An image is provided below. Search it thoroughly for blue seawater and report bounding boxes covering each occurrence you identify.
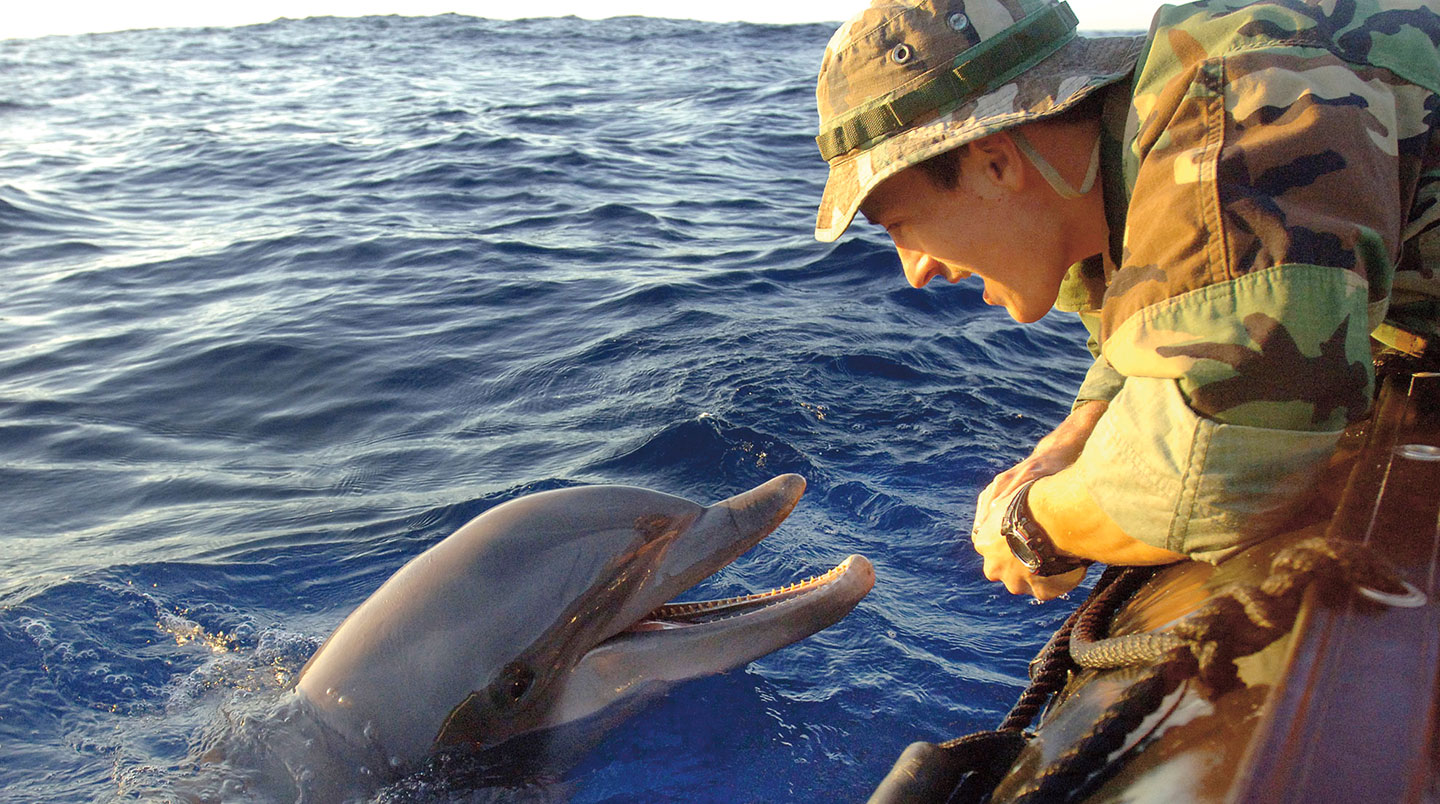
[0,14,1096,802]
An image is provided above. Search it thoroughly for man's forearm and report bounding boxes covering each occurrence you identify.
[1029,467,1186,565]
[1033,398,1108,461]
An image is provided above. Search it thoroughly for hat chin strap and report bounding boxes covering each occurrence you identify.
[1010,129,1099,200]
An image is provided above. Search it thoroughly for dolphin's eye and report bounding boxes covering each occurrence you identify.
[497,661,535,705]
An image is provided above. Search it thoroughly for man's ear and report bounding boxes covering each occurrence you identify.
[964,131,1026,195]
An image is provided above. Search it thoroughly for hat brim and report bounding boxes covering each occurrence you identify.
[814,34,1145,243]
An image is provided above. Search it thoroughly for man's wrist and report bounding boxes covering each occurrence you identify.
[1001,480,1091,576]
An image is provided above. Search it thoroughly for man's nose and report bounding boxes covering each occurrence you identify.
[897,246,939,289]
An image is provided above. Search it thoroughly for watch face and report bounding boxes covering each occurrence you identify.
[1004,528,1042,571]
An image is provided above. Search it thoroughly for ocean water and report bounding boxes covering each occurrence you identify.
[0,14,1096,802]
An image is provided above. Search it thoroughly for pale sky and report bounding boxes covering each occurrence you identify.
[4,1,1163,40]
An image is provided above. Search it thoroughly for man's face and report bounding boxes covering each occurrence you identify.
[858,150,1073,324]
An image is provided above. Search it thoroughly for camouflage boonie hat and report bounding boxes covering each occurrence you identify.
[814,0,1143,241]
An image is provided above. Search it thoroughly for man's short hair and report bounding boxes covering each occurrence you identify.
[914,145,966,191]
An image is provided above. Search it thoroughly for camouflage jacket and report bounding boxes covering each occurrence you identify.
[1053,0,1440,560]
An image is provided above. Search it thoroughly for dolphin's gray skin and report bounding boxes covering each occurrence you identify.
[284,473,872,794]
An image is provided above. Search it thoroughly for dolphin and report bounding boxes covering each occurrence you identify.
[274,473,872,795]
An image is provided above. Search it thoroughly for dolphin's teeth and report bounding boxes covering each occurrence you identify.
[636,558,855,627]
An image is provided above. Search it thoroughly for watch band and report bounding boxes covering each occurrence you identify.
[1001,480,1091,577]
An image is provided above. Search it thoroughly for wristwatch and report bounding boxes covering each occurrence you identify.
[1001,480,1091,577]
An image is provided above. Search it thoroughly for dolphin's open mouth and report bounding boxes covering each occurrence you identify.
[544,478,873,730]
[624,555,872,633]
[562,475,872,695]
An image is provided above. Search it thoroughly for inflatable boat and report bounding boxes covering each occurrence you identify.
[871,369,1440,803]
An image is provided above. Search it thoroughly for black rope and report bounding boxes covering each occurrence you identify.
[866,568,1137,804]
[1010,647,1197,803]
[996,565,1147,733]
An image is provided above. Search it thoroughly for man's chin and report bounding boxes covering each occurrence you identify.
[1008,305,1048,324]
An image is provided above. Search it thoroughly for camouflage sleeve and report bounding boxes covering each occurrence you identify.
[1073,310,1124,409]
[1070,28,1435,560]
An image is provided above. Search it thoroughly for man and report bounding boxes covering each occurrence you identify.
[812,0,1440,599]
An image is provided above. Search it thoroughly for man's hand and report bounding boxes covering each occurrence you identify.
[970,484,1086,600]
[969,401,1106,600]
